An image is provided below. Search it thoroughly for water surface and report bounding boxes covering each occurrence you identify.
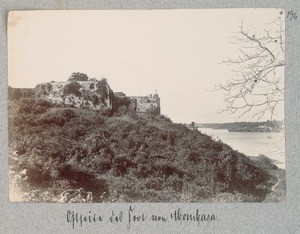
[198,128,285,169]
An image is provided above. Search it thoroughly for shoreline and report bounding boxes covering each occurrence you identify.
[249,155,286,202]
[249,156,285,171]
[198,127,285,168]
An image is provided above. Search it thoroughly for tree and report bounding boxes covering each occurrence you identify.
[96,78,109,98]
[68,72,89,82]
[216,11,285,120]
[63,81,81,97]
[189,122,196,130]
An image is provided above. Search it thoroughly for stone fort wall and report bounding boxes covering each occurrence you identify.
[36,80,160,113]
[35,80,112,110]
[130,94,160,114]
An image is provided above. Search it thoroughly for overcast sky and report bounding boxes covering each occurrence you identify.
[8,9,284,123]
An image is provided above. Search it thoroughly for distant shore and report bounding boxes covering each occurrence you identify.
[197,120,284,133]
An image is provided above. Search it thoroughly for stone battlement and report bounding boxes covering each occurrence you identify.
[129,95,160,114]
[36,78,160,114]
[35,79,112,110]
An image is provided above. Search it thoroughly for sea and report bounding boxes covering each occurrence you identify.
[198,128,285,169]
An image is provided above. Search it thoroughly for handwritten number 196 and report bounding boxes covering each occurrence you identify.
[286,11,297,21]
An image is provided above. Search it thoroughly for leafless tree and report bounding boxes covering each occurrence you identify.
[216,11,285,120]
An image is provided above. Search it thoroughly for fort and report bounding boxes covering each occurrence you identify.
[35,79,112,110]
[115,92,160,114]
[35,78,160,114]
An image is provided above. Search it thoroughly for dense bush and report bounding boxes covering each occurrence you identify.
[8,87,35,100]
[8,95,274,202]
[112,96,132,113]
[96,79,109,98]
[39,108,76,126]
[14,98,53,115]
[63,81,81,97]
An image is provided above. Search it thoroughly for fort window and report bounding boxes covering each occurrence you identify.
[90,83,95,89]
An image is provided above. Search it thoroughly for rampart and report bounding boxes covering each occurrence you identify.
[35,80,112,110]
[35,79,160,113]
[129,94,160,114]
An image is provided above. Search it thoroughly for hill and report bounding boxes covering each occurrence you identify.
[8,93,281,202]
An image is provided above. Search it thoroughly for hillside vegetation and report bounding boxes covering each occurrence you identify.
[8,89,277,202]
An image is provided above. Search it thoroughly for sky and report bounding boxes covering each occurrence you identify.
[8,9,284,123]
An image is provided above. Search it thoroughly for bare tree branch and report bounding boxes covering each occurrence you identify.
[216,11,285,120]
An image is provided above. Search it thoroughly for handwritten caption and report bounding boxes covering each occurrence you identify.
[66,206,217,229]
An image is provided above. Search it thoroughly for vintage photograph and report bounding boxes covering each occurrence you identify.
[8,9,285,203]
